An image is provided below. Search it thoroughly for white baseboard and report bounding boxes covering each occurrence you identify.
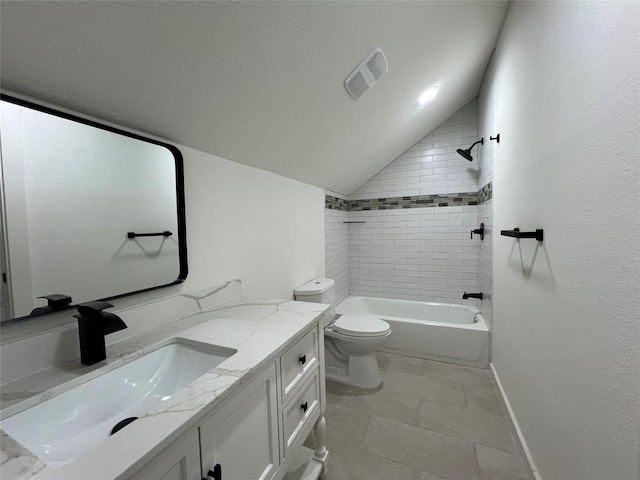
[490,362,542,480]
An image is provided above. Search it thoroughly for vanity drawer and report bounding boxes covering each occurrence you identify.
[280,328,318,400]
[282,370,320,456]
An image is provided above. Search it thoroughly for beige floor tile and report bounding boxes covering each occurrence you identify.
[324,402,371,444]
[413,470,449,480]
[382,369,466,407]
[464,384,504,417]
[362,416,480,480]
[418,399,517,453]
[325,437,415,480]
[476,444,528,480]
[422,360,493,388]
[326,378,422,426]
[323,354,528,480]
[377,351,426,375]
[326,378,384,395]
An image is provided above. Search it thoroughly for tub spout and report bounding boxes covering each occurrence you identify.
[462,292,483,300]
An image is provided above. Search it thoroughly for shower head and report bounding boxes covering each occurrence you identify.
[456,148,474,161]
[456,138,484,161]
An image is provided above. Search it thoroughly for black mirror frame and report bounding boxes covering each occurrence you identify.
[0,94,188,325]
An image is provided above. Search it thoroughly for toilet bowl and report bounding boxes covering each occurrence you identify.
[294,278,391,389]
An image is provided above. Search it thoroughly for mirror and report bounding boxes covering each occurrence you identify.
[0,94,187,323]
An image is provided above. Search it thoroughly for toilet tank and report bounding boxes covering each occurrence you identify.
[294,278,335,325]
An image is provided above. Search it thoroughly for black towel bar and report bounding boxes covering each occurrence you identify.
[127,231,172,239]
[500,228,543,242]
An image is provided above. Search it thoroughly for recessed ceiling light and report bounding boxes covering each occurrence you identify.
[418,86,438,106]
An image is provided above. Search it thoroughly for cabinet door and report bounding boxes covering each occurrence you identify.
[200,363,279,480]
[130,429,201,480]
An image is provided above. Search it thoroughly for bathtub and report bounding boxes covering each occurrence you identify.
[336,296,489,368]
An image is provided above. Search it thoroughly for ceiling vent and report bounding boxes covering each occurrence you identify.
[344,47,388,100]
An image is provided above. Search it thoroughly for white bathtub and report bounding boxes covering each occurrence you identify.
[336,296,489,368]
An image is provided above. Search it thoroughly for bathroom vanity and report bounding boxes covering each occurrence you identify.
[0,282,329,480]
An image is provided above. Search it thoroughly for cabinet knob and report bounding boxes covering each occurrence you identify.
[301,401,308,412]
[208,463,222,480]
[299,355,306,365]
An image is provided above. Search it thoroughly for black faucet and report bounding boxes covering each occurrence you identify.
[462,292,483,300]
[74,301,127,366]
[29,294,73,317]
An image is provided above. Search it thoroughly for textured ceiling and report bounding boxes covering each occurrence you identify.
[1,1,509,195]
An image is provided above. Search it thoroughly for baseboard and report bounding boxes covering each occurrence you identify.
[490,362,541,480]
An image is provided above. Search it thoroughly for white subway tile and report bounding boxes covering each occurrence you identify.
[344,100,484,304]
[396,189,421,196]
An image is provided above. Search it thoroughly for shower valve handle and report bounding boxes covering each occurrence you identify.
[471,223,485,240]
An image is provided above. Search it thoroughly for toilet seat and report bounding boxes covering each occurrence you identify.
[331,315,391,337]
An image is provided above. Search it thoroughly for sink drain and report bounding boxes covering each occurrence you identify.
[110,416,138,435]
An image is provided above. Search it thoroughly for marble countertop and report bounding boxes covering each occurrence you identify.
[0,293,328,480]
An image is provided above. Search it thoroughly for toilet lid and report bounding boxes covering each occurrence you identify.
[332,315,391,337]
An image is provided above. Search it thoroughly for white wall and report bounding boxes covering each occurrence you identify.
[481,2,640,479]
[181,146,325,300]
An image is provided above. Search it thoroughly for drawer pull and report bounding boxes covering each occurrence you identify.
[301,401,308,413]
[299,355,306,365]
[207,464,222,480]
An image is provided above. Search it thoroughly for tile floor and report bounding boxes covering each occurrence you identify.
[309,352,529,480]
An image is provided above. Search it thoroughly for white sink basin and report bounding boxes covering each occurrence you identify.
[1,341,236,467]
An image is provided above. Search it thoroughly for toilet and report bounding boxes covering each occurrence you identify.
[294,278,391,389]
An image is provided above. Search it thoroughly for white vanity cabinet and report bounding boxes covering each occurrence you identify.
[131,323,327,480]
[130,430,201,480]
[199,363,279,480]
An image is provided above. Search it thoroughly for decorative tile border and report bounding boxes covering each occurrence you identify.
[349,192,478,211]
[325,182,493,211]
[325,195,348,210]
[478,182,492,203]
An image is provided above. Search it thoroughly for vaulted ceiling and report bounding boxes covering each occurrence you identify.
[1,1,509,195]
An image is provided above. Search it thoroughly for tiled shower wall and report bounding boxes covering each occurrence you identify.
[477,200,493,324]
[324,205,349,304]
[344,100,484,305]
[348,206,479,303]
